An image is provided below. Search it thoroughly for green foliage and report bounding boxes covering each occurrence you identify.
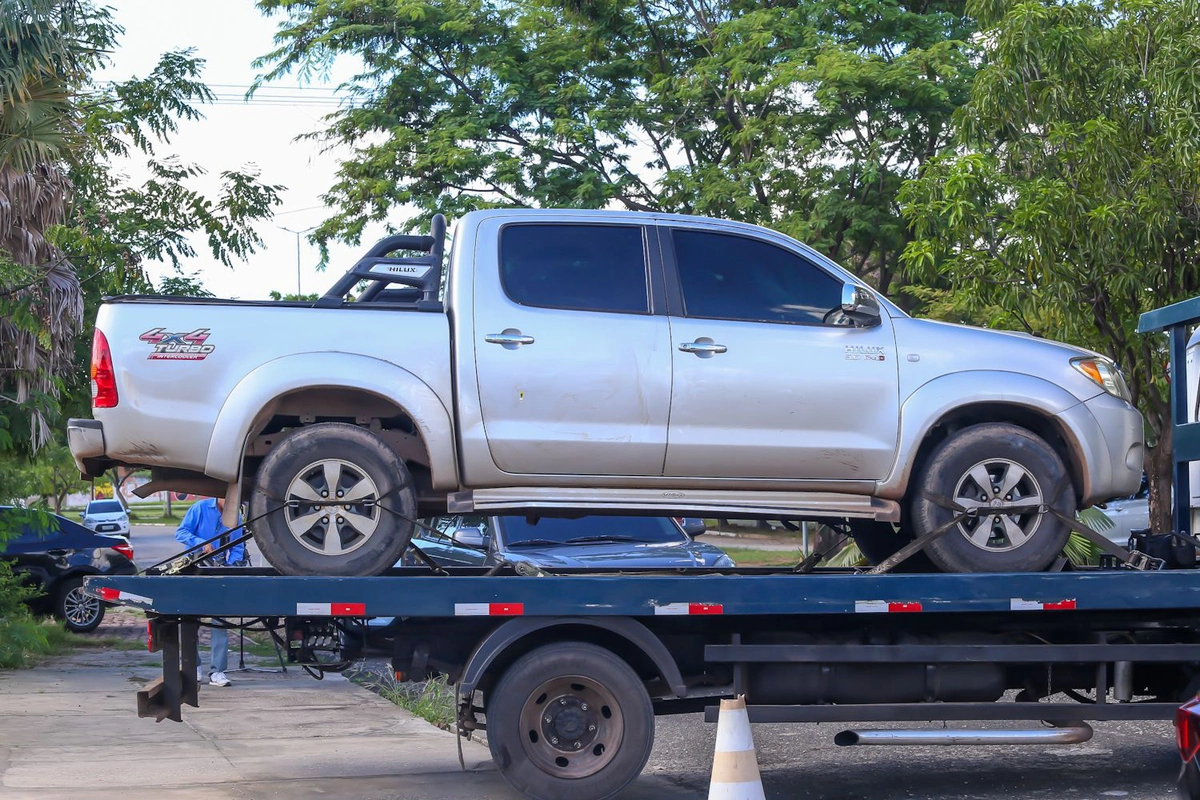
[900,0,1200,528]
[0,441,85,512]
[0,508,49,667]
[255,0,975,294]
[0,616,88,669]
[360,671,457,729]
[268,290,319,302]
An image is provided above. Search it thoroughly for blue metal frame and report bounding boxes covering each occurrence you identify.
[87,568,1200,618]
[1138,297,1200,534]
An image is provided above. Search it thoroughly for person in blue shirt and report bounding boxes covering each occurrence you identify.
[174,496,246,687]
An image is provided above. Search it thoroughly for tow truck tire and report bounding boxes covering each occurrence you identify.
[249,422,416,577]
[487,642,654,800]
[912,423,1074,573]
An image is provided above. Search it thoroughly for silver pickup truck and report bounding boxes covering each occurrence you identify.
[68,209,1143,576]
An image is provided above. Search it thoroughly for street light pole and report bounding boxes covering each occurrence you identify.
[279,225,317,298]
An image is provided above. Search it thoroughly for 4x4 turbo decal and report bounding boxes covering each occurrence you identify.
[139,328,216,361]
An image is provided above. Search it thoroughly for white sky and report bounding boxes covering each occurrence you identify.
[99,0,391,300]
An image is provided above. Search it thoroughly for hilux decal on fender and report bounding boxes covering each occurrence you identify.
[139,328,216,361]
[844,345,886,362]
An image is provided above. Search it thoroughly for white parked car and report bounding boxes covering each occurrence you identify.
[1096,481,1150,546]
[81,499,130,537]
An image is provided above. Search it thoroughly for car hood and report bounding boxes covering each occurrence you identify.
[501,540,731,568]
[86,513,127,521]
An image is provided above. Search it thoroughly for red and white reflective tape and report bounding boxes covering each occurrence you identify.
[97,587,153,606]
[1010,598,1077,611]
[454,602,525,616]
[654,602,724,616]
[295,602,366,616]
[854,600,923,613]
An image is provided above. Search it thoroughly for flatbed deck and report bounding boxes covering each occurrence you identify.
[86,566,1200,618]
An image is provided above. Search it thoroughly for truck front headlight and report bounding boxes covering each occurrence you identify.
[1071,356,1132,402]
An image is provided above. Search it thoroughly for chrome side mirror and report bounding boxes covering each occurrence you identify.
[841,283,882,327]
[450,526,489,549]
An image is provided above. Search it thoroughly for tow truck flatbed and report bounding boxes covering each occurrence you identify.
[88,566,1200,618]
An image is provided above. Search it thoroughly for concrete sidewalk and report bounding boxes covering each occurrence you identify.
[0,645,697,800]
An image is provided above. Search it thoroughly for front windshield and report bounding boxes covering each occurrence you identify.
[87,500,124,514]
[500,516,684,546]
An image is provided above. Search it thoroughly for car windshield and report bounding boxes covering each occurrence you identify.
[87,501,124,514]
[500,517,684,547]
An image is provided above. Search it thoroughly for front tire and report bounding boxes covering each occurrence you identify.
[911,423,1074,573]
[249,423,417,576]
[56,577,104,632]
[487,642,655,800]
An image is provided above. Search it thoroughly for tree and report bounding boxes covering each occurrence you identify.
[268,290,318,302]
[29,443,81,512]
[0,1,284,456]
[255,0,975,295]
[899,0,1200,531]
[0,1,284,664]
[0,0,95,454]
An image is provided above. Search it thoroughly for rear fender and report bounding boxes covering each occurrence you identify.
[204,353,457,489]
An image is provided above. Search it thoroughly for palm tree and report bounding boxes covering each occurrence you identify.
[0,0,93,451]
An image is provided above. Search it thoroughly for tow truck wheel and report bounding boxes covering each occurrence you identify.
[249,422,417,577]
[487,642,654,800]
[912,423,1074,573]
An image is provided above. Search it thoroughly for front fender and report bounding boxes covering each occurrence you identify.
[877,370,1094,499]
[203,352,458,488]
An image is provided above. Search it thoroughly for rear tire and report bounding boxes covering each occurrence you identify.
[487,642,654,800]
[56,577,104,633]
[911,423,1074,573]
[249,422,417,576]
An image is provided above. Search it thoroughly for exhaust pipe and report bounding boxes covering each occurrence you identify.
[834,723,1093,747]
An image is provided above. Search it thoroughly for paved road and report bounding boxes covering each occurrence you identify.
[648,714,1178,799]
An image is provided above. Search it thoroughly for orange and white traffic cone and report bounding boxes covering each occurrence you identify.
[708,695,766,800]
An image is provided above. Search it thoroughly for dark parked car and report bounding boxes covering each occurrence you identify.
[0,507,137,632]
[403,515,733,570]
[1179,696,1200,798]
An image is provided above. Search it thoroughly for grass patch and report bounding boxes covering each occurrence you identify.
[64,500,197,525]
[720,546,805,567]
[229,631,286,659]
[0,616,86,668]
[123,515,181,526]
[71,635,147,651]
[358,671,456,729]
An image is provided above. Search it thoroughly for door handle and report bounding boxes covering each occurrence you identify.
[678,341,727,355]
[485,332,535,346]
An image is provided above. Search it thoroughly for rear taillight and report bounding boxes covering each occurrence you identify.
[112,543,134,560]
[91,329,118,408]
[1177,698,1200,761]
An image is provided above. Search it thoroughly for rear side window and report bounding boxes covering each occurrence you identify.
[672,229,843,325]
[500,224,649,314]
